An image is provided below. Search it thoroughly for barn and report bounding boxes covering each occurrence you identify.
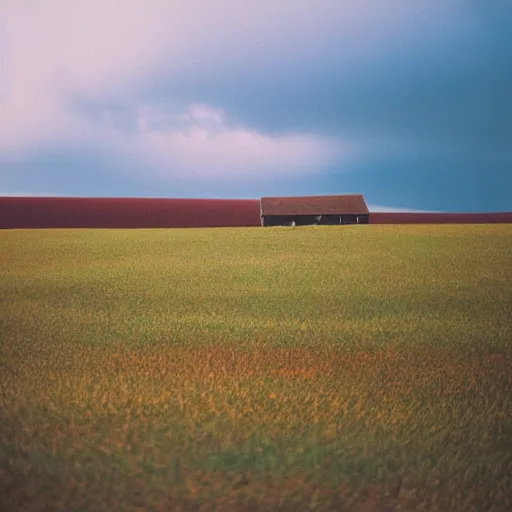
[260,194,370,227]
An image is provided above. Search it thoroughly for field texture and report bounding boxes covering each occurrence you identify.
[1,225,511,511]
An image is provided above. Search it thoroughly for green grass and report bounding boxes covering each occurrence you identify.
[1,224,511,511]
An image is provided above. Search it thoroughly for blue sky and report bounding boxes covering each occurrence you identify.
[1,1,511,212]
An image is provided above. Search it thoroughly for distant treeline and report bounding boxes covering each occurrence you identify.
[1,197,511,228]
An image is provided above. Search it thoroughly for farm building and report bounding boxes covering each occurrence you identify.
[0,197,262,229]
[260,194,370,227]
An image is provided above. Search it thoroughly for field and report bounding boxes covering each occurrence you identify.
[1,225,511,511]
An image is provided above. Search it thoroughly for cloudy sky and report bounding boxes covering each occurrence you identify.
[1,1,511,212]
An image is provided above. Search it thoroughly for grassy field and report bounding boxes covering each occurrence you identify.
[1,224,511,511]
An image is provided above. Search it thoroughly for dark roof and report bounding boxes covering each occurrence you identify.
[260,195,369,216]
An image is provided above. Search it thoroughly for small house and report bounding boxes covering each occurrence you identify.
[260,194,370,227]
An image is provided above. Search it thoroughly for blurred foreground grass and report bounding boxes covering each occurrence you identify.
[1,225,511,511]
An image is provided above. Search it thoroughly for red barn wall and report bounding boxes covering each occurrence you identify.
[370,212,512,224]
[0,197,262,229]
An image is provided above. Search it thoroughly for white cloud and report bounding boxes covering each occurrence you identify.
[368,204,443,213]
[180,105,226,127]
[79,103,344,180]
[0,1,174,157]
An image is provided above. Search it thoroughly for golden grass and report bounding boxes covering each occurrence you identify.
[1,224,511,511]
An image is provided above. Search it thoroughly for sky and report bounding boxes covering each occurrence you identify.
[1,1,511,212]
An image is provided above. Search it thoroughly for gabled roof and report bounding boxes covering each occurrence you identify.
[260,195,369,216]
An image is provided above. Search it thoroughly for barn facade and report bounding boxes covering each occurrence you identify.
[260,195,370,227]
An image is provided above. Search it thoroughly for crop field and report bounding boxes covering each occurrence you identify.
[1,224,511,511]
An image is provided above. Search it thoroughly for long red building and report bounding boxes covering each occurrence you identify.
[0,197,261,229]
[369,212,512,224]
[0,196,510,228]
